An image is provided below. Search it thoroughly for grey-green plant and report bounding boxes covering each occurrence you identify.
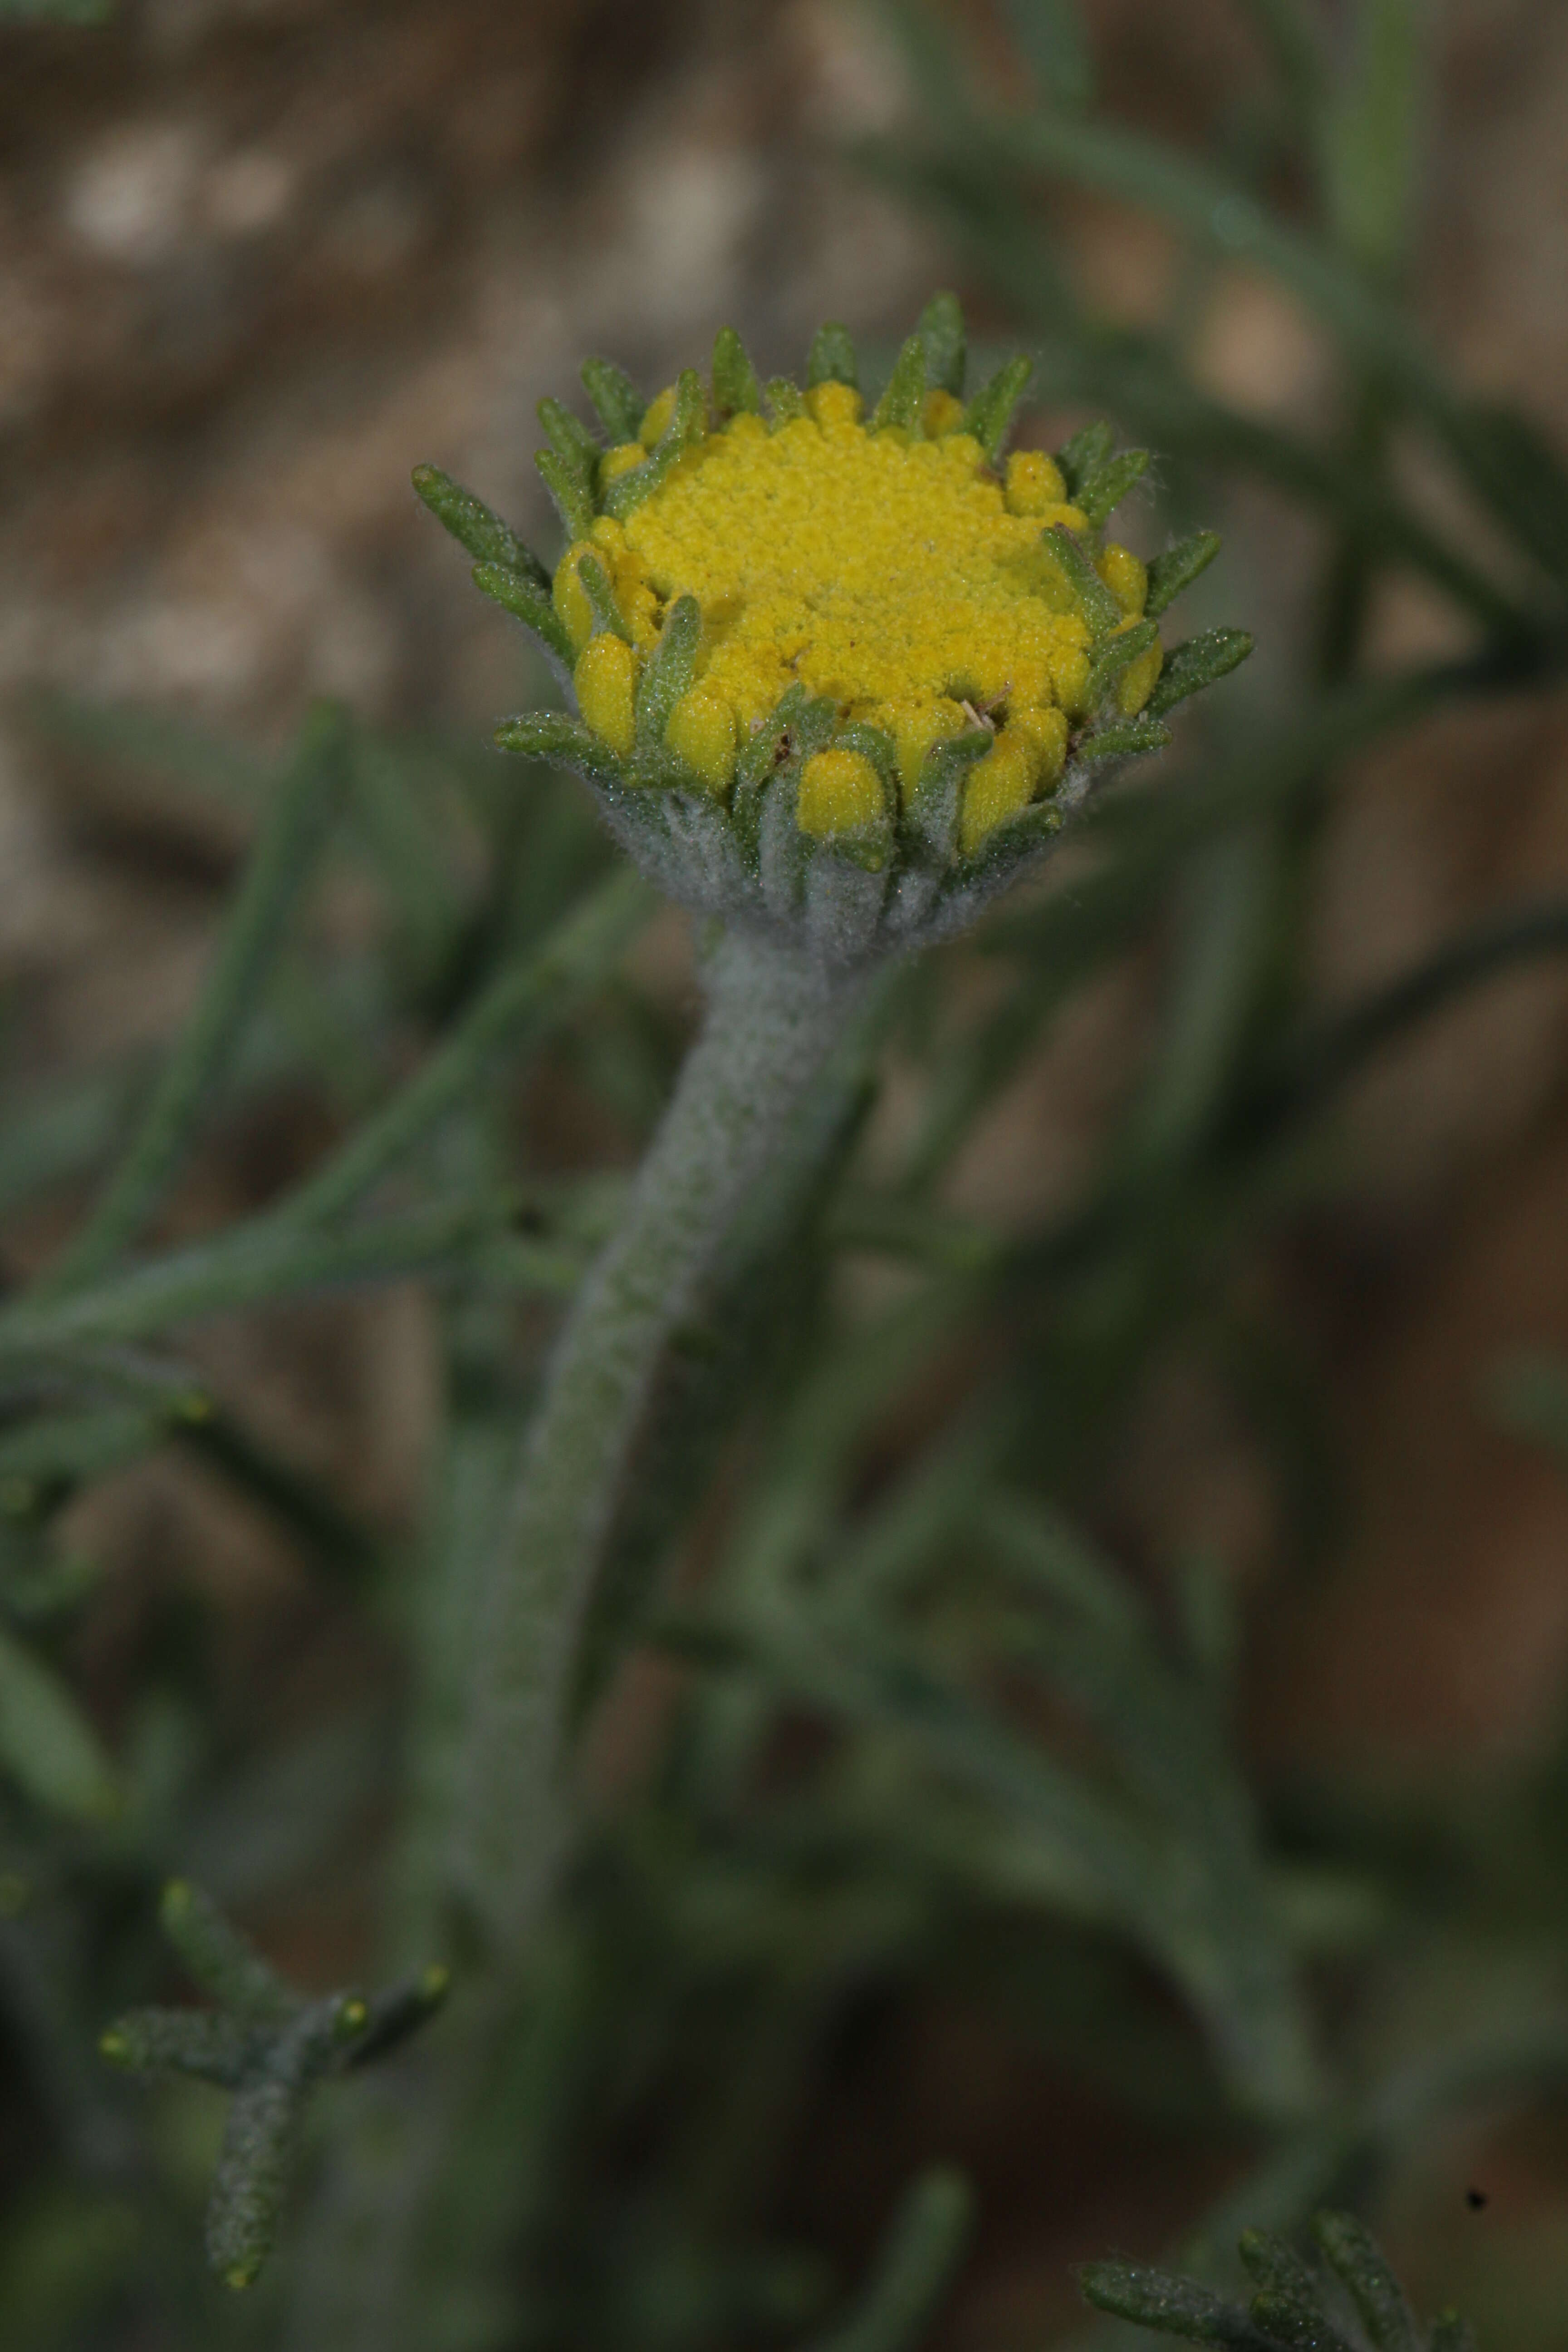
[1,2,1568,2348]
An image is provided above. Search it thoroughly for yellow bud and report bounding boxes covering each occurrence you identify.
[553,543,598,655]
[797,747,886,836]
[574,634,638,755]
[666,688,738,794]
[959,738,1044,861]
[960,733,1037,854]
[1008,704,1068,789]
[1118,641,1164,715]
[591,516,626,553]
[804,381,863,431]
[1005,448,1068,514]
[1098,541,1147,617]
[600,442,645,486]
[922,387,966,437]
[891,696,968,804]
[639,387,676,447]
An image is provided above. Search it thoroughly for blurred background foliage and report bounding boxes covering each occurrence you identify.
[3,0,1568,2347]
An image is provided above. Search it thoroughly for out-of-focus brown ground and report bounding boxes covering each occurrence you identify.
[5,0,1568,2339]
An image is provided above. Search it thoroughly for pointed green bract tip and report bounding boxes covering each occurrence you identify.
[917,290,966,395]
[807,320,858,389]
[871,334,927,432]
[712,324,762,418]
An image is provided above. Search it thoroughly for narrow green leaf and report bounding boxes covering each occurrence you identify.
[1056,419,1114,495]
[1238,2231,1318,2300]
[1146,530,1222,617]
[0,1617,119,1821]
[1146,628,1254,715]
[38,706,349,1298]
[533,447,595,541]
[1079,2261,1275,2347]
[1249,2288,1356,2352]
[1075,714,1173,763]
[1320,0,1423,278]
[577,553,632,643]
[340,1964,451,2071]
[1311,2214,1419,2352]
[494,710,626,786]
[964,355,1033,461]
[537,393,602,473]
[712,325,763,418]
[207,2062,303,2289]
[410,466,549,589]
[1085,616,1160,708]
[872,335,928,432]
[471,561,574,666]
[906,729,991,865]
[99,2005,253,2087]
[160,1881,298,2023]
[581,355,644,443]
[807,322,859,388]
[916,291,966,396]
[1235,0,1327,125]
[0,1403,164,1489]
[634,594,701,748]
[280,867,649,1224]
[807,2169,974,2352]
[1002,0,1093,108]
[1448,401,1568,589]
[1043,520,1123,632]
[1077,444,1151,527]
[601,368,705,519]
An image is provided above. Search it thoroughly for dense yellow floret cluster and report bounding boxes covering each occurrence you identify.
[553,380,1162,854]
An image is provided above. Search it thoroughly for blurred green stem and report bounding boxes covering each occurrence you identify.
[1316,376,1392,683]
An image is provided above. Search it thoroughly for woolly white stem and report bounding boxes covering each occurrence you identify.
[457,923,868,1939]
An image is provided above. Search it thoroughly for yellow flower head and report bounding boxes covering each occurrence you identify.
[415,298,1250,964]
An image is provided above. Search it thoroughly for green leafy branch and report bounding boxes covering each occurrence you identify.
[1082,2213,1475,2352]
[99,1880,447,2289]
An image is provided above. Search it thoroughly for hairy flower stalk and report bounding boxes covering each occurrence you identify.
[410,295,1247,1945]
[290,298,1247,2345]
[458,927,869,1930]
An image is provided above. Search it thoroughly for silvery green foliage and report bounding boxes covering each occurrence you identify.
[100,1880,447,2289]
[1081,2214,1475,2352]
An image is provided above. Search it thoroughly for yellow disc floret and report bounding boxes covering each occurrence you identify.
[553,358,1167,858]
[798,748,887,838]
[609,406,1112,736]
[960,731,1038,856]
[892,696,969,805]
[1098,541,1147,617]
[1118,640,1164,715]
[574,634,637,756]
[665,688,737,794]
